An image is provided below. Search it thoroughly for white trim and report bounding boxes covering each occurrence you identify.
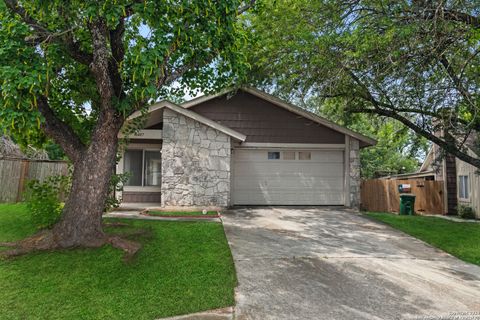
[418,146,434,172]
[237,143,346,149]
[458,174,470,201]
[344,136,351,207]
[230,148,235,206]
[121,148,162,189]
[124,186,162,192]
[128,101,246,141]
[126,143,162,149]
[118,129,162,140]
[442,154,449,213]
[181,88,231,108]
[182,87,376,147]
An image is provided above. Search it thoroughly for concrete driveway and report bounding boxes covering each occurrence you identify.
[222,207,480,320]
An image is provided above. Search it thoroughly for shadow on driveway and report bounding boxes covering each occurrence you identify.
[222,207,480,320]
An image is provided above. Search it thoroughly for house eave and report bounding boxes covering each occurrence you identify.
[127,100,247,142]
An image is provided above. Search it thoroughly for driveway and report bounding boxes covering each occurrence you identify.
[222,207,480,320]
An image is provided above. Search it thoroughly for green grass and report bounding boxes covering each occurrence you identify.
[0,203,236,320]
[366,212,480,266]
[147,210,219,216]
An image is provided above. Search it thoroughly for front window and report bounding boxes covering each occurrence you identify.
[124,149,161,187]
[459,175,469,199]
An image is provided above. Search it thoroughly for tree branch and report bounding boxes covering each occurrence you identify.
[441,9,480,27]
[439,54,477,112]
[4,0,93,65]
[89,19,114,110]
[36,96,85,162]
[109,18,126,98]
[351,106,480,168]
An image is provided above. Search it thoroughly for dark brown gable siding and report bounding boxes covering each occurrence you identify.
[189,92,345,144]
[445,153,457,215]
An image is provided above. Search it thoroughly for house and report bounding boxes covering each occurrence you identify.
[417,136,480,217]
[116,87,376,209]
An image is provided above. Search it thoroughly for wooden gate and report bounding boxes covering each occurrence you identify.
[361,179,445,215]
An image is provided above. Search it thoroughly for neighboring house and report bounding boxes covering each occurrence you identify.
[116,87,376,209]
[0,136,49,160]
[0,136,25,159]
[417,137,480,217]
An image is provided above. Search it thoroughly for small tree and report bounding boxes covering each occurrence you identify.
[0,0,252,256]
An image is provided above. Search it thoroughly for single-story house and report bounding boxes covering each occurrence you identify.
[417,138,480,217]
[116,87,376,209]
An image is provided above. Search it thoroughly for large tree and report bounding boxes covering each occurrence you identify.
[0,0,251,256]
[245,0,480,168]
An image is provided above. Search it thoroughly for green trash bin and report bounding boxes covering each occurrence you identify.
[399,194,416,215]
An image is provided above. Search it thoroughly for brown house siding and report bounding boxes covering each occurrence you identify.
[189,92,345,144]
[122,192,161,203]
[445,153,457,215]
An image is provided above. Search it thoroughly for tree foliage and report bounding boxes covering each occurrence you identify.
[0,0,249,149]
[310,98,429,178]
[246,0,480,168]
[0,0,252,253]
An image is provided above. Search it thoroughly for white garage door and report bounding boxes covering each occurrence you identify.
[233,149,345,205]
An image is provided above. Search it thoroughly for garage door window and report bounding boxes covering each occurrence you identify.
[298,151,311,160]
[283,151,296,160]
[268,151,312,160]
[268,151,280,160]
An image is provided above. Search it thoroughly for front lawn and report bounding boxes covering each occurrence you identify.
[366,212,480,266]
[146,210,219,217]
[0,203,236,320]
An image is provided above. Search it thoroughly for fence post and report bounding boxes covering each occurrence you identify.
[383,180,389,212]
[16,160,30,202]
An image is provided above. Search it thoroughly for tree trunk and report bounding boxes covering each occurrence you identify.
[0,114,143,258]
[51,112,122,248]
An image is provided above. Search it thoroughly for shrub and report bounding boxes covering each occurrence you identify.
[25,175,71,229]
[457,204,477,220]
[105,173,131,211]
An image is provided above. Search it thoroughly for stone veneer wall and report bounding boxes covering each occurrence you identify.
[161,108,231,207]
[349,138,361,208]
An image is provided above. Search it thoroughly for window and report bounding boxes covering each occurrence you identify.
[298,151,311,160]
[268,151,313,160]
[268,152,280,160]
[459,175,469,199]
[283,151,296,160]
[124,149,161,186]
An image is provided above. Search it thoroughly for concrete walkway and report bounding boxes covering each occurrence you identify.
[104,211,221,222]
[222,207,480,320]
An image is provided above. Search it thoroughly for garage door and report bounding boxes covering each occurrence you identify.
[233,149,345,205]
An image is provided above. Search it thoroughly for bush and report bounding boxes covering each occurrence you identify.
[105,173,130,211]
[25,175,71,229]
[457,204,477,220]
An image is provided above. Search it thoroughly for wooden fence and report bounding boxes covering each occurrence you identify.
[0,158,69,203]
[361,179,445,215]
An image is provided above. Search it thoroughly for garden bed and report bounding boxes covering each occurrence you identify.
[142,210,221,218]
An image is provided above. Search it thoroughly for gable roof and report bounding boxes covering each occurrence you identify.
[128,100,247,142]
[182,87,376,147]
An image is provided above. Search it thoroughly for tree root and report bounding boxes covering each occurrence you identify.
[0,230,141,262]
[0,242,19,247]
[0,230,58,258]
[107,236,141,262]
